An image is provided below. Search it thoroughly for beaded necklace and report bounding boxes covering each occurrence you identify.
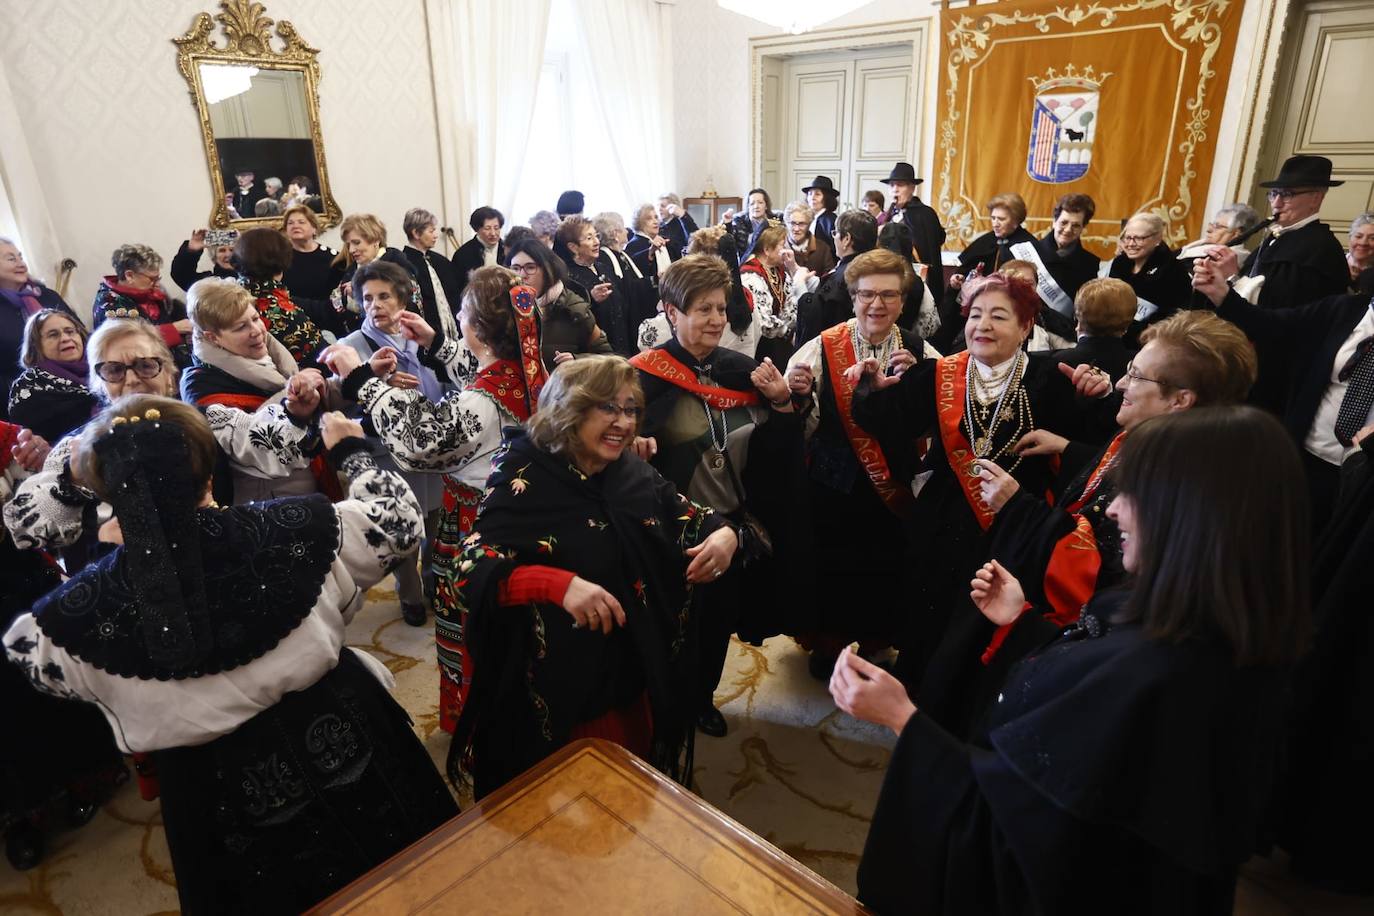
[849,319,902,368]
[963,351,1033,474]
[761,264,787,314]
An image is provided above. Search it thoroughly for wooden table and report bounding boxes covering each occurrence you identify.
[312,738,867,914]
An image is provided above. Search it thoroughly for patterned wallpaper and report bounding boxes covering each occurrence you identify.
[0,0,443,311]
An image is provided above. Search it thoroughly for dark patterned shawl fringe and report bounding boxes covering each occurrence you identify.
[31,495,339,680]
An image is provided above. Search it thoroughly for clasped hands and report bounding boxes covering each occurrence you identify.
[318,312,436,392]
[562,526,739,634]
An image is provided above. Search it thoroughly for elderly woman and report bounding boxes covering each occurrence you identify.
[1108,211,1191,341]
[322,266,547,741]
[1047,277,1139,382]
[726,188,780,262]
[330,213,416,336]
[1,238,79,419]
[508,238,610,367]
[846,272,1116,730]
[656,193,699,261]
[170,229,236,293]
[558,215,632,355]
[1348,211,1374,289]
[802,176,840,253]
[233,227,330,367]
[8,309,98,442]
[785,200,837,276]
[630,254,803,737]
[529,210,561,248]
[5,396,456,912]
[92,243,191,367]
[786,249,940,677]
[594,210,656,331]
[5,317,313,561]
[337,260,447,627]
[637,225,751,357]
[402,207,463,346]
[451,207,506,298]
[626,203,674,282]
[452,356,739,796]
[740,223,810,364]
[836,406,1308,915]
[281,204,341,306]
[957,193,1037,279]
[1179,203,1263,261]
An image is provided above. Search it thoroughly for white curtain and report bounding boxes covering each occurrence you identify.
[570,0,677,208]
[425,0,551,233]
[0,60,61,288]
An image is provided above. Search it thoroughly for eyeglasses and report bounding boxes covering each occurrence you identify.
[593,401,642,421]
[41,326,83,342]
[1205,222,1234,232]
[788,220,811,229]
[94,357,165,383]
[135,271,161,285]
[854,289,903,305]
[1266,188,1316,201]
[1120,234,1158,245]
[1123,360,1172,388]
[510,262,541,276]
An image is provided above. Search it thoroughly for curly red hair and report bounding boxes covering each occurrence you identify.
[959,272,1042,325]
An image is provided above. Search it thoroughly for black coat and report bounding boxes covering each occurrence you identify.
[1215,290,1370,446]
[858,592,1287,915]
[0,285,78,422]
[282,245,342,306]
[659,212,699,261]
[230,185,264,219]
[1241,220,1349,311]
[403,245,463,333]
[451,237,505,299]
[889,197,946,304]
[957,226,1037,276]
[7,367,97,444]
[170,241,235,294]
[1034,230,1100,305]
[1108,244,1191,346]
[794,254,857,347]
[1047,334,1134,384]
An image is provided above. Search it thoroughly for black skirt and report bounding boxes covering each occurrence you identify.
[153,650,458,914]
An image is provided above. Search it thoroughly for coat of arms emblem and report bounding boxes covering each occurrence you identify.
[1026,65,1111,184]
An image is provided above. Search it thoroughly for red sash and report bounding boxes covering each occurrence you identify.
[629,349,762,410]
[934,351,996,531]
[1064,431,1126,514]
[820,323,913,516]
[197,391,344,501]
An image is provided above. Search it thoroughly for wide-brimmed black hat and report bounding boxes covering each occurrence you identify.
[802,175,837,194]
[1259,155,1344,189]
[880,162,924,186]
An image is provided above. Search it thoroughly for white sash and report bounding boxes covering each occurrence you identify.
[1010,240,1075,317]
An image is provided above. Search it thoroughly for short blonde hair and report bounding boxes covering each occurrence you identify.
[1139,311,1257,405]
[339,213,386,246]
[1074,277,1137,336]
[987,193,1027,224]
[845,248,914,297]
[1125,211,1166,238]
[86,318,179,401]
[279,204,322,235]
[998,259,1038,284]
[187,277,255,339]
[527,355,643,456]
[755,224,787,255]
[687,225,726,255]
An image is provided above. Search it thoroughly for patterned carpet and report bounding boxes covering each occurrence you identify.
[1,580,1369,914]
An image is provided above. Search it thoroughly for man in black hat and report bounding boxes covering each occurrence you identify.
[803,175,840,255]
[229,167,264,220]
[881,162,945,304]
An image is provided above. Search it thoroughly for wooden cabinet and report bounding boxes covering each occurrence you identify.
[684,196,743,228]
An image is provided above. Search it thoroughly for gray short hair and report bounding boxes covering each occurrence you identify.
[1214,203,1261,235]
[658,193,682,208]
[530,210,561,240]
[265,177,283,192]
[591,212,625,247]
[1351,212,1374,237]
[111,244,162,279]
[783,201,812,225]
[403,207,438,241]
[1125,212,1167,238]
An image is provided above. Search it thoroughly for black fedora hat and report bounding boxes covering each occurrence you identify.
[802,175,837,194]
[880,162,924,186]
[1259,155,1344,189]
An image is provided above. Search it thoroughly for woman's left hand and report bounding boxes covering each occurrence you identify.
[395,310,437,349]
[285,370,323,418]
[751,357,790,405]
[887,349,918,377]
[11,428,51,472]
[320,343,363,378]
[1059,362,1112,398]
[590,282,614,303]
[976,460,1021,513]
[829,648,917,735]
[685,526,738,584]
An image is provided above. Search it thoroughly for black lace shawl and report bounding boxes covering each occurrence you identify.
[31,495,339,680]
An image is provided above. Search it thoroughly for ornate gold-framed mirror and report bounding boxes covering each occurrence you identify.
[174,0,341,230]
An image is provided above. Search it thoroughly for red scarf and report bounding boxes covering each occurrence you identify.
[104,276,169,322]
[629,348,761,409]
[820,323,912,516]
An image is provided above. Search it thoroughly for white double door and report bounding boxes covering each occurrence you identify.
[769,47,915,212]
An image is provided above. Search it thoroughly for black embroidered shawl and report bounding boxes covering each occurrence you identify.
[453,428,724,797]
[29,495,339,680]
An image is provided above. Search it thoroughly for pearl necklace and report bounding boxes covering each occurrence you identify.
[850,319,902,368]
[964,351,1031,471]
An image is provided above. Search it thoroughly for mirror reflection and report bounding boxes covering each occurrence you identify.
[199,63,323,220]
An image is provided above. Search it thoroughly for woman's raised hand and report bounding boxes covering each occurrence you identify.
[562,576,627,634]
[1059,362,1111,398]
[787,362,814,395]
[630,436,657,460]
[751,357,790,405]
[969,560,1026,626]
[829,648,917,735]
[395,310,437,348]
[975,460,1021,513]
[590,282,614,303]
[10,428,50,472]
[684,526,739,584]
[1013,428,1069,457]
[320,411,364,450]
[887,349,918,378]
[842,356,900,390]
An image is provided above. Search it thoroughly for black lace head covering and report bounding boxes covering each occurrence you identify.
[89,399,212,670]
